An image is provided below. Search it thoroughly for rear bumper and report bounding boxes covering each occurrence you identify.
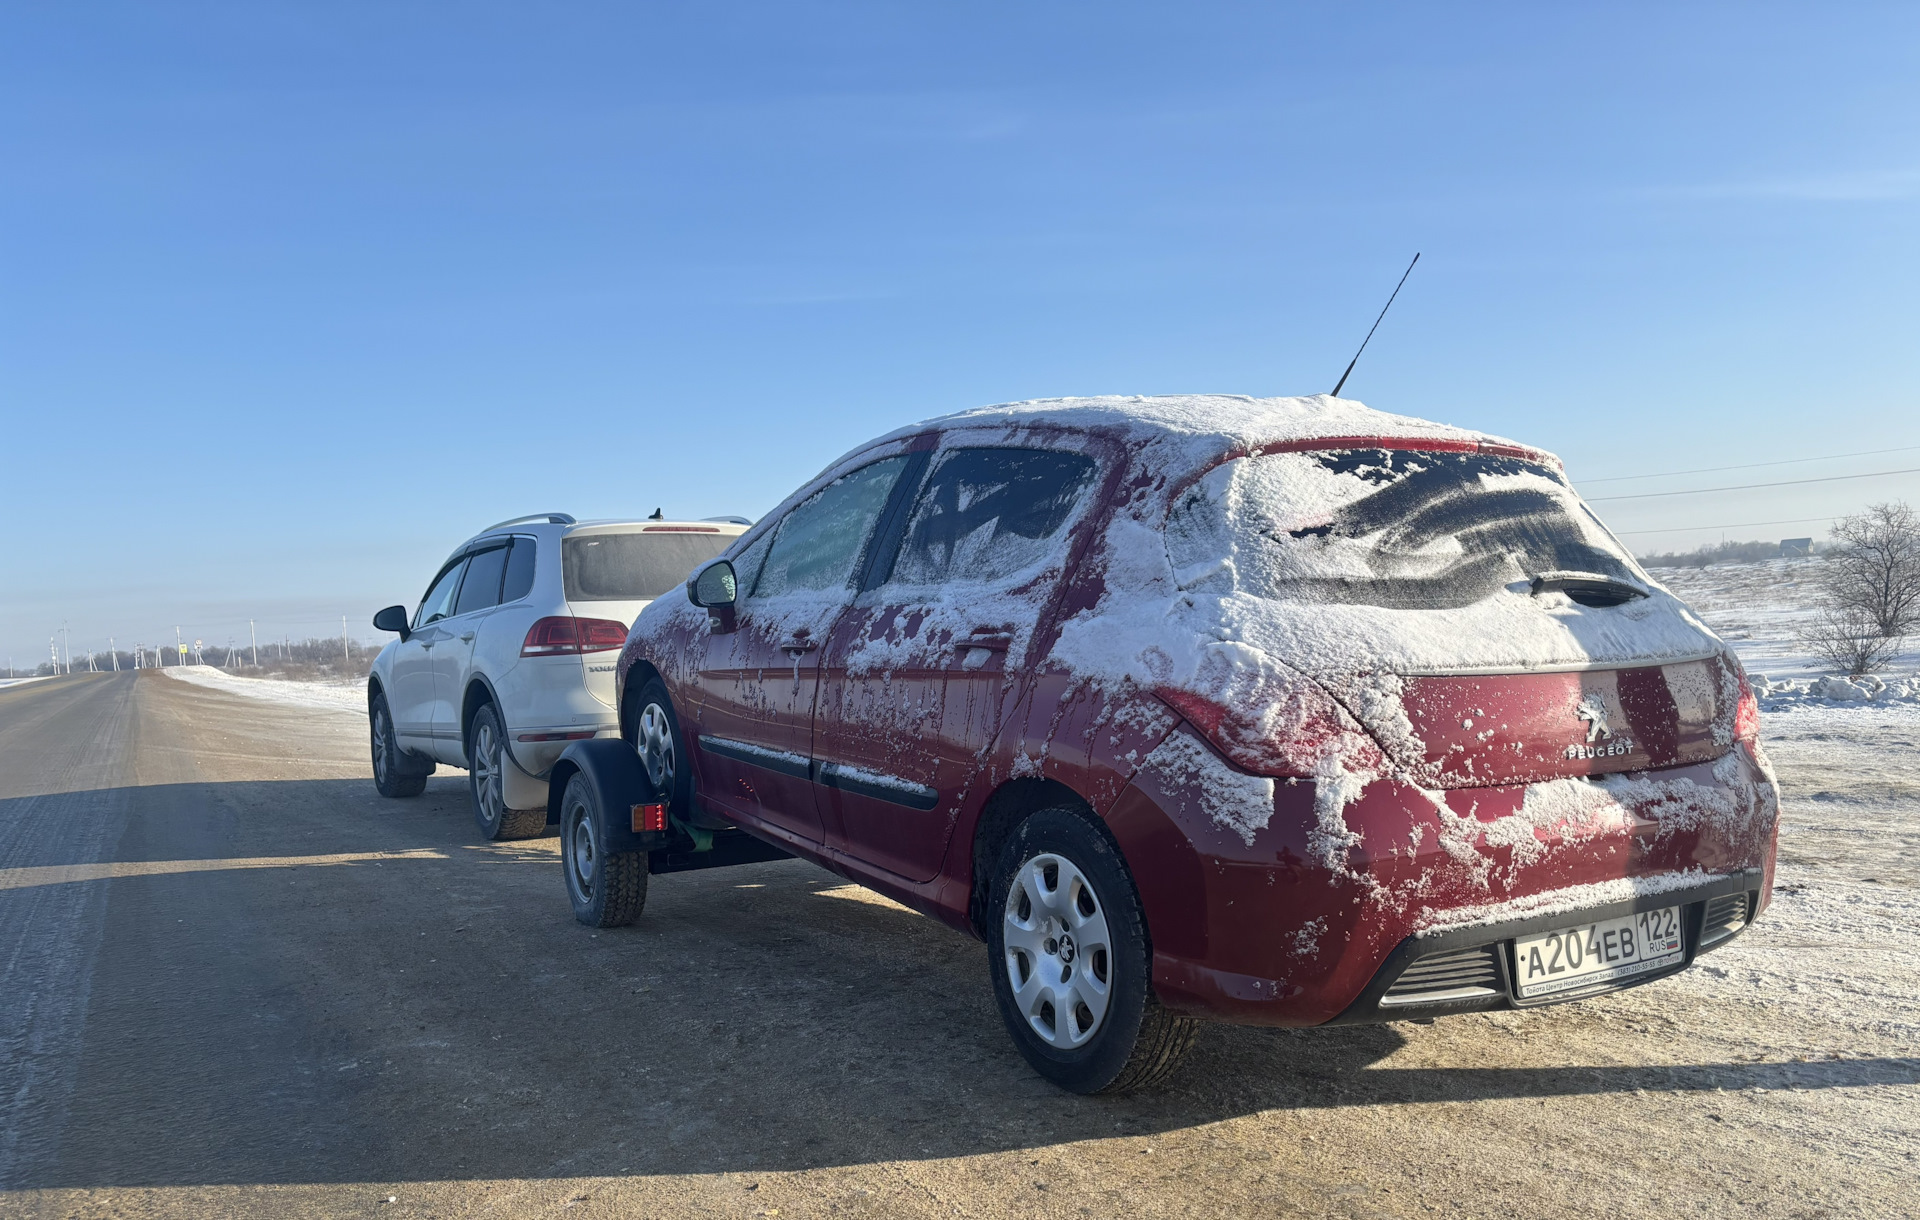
[1110,726,1780,1026]
[1323,868,1761,1024]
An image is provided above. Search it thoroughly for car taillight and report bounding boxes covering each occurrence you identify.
[1735,669,1761,742]
[521,616,630,657]
[1155,678,1386,778]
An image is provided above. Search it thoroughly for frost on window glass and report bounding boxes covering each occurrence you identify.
[1166,448,1639,610]
[751,456,909,599]
[887,448,1097,587]
[563,532,735,601]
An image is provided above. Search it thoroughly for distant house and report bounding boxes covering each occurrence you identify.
[1781,537,1814,557]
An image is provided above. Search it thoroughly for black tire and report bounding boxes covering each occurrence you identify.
[370,690,431,798]
[468,703,547,840]
[631,678,696,822]
[560,774,647,927]
[986,806,1199,1095]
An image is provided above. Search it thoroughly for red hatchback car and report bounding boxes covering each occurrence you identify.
[558,395,1779,1094]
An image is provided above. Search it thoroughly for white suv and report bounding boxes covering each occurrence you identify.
[367,512,748,838]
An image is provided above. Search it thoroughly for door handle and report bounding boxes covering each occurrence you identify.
[421,642,435,651]
[459,632,475,643]
[780,638,819,655]
[961,632,1013,652]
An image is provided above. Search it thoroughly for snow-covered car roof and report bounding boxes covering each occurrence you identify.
[879,394,1558,487]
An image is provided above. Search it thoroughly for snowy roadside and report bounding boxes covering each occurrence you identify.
[0,676,56,690]
[159,664,367,715]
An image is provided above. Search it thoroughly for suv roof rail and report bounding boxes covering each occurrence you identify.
[482,512,577,532]
[701,515,753,525]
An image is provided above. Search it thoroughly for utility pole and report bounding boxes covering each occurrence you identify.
[62,624,71,674]
[175,626,183,668]
[342,616,350,668]
[110,637,119,671]
[249,619,259,668]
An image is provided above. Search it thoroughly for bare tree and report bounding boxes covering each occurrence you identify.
[1799,501,1920,675]
[1801,599,1907,677]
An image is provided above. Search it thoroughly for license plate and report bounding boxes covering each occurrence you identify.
[1514,906,1684,999]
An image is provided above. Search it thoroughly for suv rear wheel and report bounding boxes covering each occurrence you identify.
[986,807,1198,1094]
[469,703,547,840]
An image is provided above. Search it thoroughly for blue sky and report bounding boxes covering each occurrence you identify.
[3,3,1917,668]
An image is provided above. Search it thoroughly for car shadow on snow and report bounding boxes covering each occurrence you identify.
[0,778,1915,1191]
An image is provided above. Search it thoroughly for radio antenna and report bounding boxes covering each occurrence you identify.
[1330,252,1419,398]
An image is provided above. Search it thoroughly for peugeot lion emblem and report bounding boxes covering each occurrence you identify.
[1566,692,1632,761]
[1576,693,1612,743]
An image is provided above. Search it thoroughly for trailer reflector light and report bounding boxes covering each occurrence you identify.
[632,802,668,833]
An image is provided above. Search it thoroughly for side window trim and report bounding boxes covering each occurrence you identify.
[858,449,933,592]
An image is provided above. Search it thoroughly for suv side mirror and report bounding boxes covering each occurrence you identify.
[373,605,411,641]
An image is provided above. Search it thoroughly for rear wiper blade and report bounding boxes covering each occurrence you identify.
[1529,571,1649,607]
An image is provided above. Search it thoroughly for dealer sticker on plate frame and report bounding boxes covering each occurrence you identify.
[1514,906,1685,999]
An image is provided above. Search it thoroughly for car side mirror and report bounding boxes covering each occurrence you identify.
[373,605,411,641]
[688,560,738,633]
[689,560,737,609]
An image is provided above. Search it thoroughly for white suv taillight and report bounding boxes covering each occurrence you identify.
[521,616,629,657]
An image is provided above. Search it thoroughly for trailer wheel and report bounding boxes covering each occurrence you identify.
[561,773,647,927]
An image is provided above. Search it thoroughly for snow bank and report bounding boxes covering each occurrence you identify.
[1753,671,1920,710]
[160,665,367,715]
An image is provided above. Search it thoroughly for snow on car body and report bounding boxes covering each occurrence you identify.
[612,394,1778,1091]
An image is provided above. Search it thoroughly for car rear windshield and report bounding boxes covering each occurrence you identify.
[1165,448,1640,610]
[563,531,736,602]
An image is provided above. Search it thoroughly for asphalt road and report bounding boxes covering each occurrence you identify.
[0,671,1914,1219]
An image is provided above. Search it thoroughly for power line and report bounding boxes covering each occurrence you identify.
[1580,443,1920,484]
[1612,516,1840,536]
[1586,466,1920,503]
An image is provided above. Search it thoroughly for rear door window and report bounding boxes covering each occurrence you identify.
[749,457,911,599]
[415,559,469,628]
[883,447,1097,587]
[453,545,510,617]
[563,530,736,602]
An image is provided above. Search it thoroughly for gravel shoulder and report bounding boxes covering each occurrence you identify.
[0,671,1913,1219]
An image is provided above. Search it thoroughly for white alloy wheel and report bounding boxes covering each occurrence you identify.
[1002,852,1115,1049]
[472,715,504,827]
[371,704,392,782]
[637,701,677,792]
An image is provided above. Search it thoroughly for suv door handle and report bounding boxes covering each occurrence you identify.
[459,632,475,643]
[780,637,818,654]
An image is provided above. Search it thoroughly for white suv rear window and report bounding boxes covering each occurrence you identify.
[563,531,735,602]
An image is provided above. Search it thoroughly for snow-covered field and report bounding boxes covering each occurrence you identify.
[159,663,367,714]
[0,676,55,691]
[1624,560,1919,1116]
